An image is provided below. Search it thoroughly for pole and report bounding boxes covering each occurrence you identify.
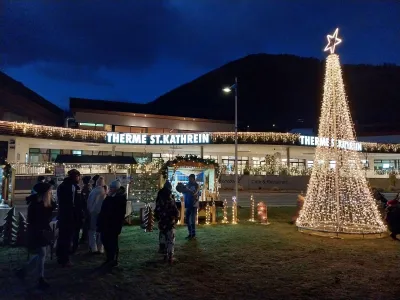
[234,77,238,206]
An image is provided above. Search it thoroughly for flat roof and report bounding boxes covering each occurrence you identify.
[70,97,233,124]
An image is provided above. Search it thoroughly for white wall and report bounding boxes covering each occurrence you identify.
[75,112,234,132]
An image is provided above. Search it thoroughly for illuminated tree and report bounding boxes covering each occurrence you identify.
[2,207,17,245]
[130,163,159,204]
[296,29,386,235]
[16,212,28,247]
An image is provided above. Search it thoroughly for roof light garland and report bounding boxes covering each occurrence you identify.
[296,29,386,236]
[0,121,399,153]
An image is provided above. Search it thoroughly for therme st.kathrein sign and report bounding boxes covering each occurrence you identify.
[299,135,362,152]
[106,132,210,145]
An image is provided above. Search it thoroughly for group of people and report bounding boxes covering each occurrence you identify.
[16,169,201,289]
[17,169,127,289]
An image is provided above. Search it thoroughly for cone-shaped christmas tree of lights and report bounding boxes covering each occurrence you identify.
[296,28,386,235]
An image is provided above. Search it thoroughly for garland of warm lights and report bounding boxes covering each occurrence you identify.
[0,120,399,153]
[231,196,238,224]
[248,194,255,222]
[221,199,228,223]
[160,155,219,180]
[296,48,386,235]
[205,202,211,225]
[257,202,268,224]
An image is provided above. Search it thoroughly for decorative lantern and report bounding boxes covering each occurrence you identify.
[257,201,269,225]
[248,194,255,222]
[231,196,238,224]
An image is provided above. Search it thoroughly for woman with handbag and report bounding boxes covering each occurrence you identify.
[16,182,55,289]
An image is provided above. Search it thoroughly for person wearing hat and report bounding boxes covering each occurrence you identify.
[17,182,56,289]
[56,169,82,267]
[155,180,180,264]
[97,180,127,269]
[80,175,92,244]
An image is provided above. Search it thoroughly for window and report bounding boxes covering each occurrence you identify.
[147,127,165,133]
[79,123,104,131]
[221,156,249,174]
[374,160,395,171]
[203,155,218,161]
[307,160,314,168]
[72,150,82,156]
[29,148,50,163]
[115,126,131,133]
[130,127,146,133]
[49,149,61,162]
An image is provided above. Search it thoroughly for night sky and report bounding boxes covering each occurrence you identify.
[1,0,399,109]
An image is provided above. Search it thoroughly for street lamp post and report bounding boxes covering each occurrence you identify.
[223,77,239,205]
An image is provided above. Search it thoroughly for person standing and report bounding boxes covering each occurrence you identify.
[56,169,81,267]
[87,176,106,253]
[97,180,127,269]
[17,182,55,289]
[184,174,199,240]
[155,181,180,264]
[91,174,100,189]
[30,176,46,194]
[80,176,92,244]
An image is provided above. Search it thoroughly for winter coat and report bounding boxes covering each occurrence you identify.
[81,184,92,212]
[97,187,127,235]
[57,177,83,227]
[183,181,199,208]
[26,194,55,250]
[87,186,106,230]
[386,204,400,233]
[155,188,180,231]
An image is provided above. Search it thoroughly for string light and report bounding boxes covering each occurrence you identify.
[296,44,386,235]
[221,199,228,224]
[248,194,255,222]
[324,28,342,54]
[205,202,211,225]
[231,196,237,225]
[257,202,268,224]
[211,201,217,224]
[196,208,199,225]
[0,120,399,153]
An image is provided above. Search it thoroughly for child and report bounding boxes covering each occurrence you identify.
[155,181,180,264]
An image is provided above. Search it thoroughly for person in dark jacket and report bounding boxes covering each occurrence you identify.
[97,180,127,268]
[155,181,180,264]
[386,197,400,240]
[56,169,82,266]
[30,176,46,194]
[16,182,55,289]
[80,175,92,244]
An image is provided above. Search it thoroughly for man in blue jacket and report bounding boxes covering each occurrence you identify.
[184,174,199,240]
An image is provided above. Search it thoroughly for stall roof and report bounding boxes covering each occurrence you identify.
[55,155,137,164]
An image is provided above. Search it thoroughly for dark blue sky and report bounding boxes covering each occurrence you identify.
[1,0,399,109]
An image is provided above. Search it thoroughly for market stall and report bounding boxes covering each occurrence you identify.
[160,155,223,220]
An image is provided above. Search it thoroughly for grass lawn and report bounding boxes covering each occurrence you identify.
[1,207,400,299]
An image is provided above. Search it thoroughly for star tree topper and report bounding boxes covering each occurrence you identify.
[324,28,342,54]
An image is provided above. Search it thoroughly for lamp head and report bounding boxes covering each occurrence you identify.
[223,87,232,93]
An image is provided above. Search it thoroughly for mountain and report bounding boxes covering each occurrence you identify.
[145,54,400,133]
